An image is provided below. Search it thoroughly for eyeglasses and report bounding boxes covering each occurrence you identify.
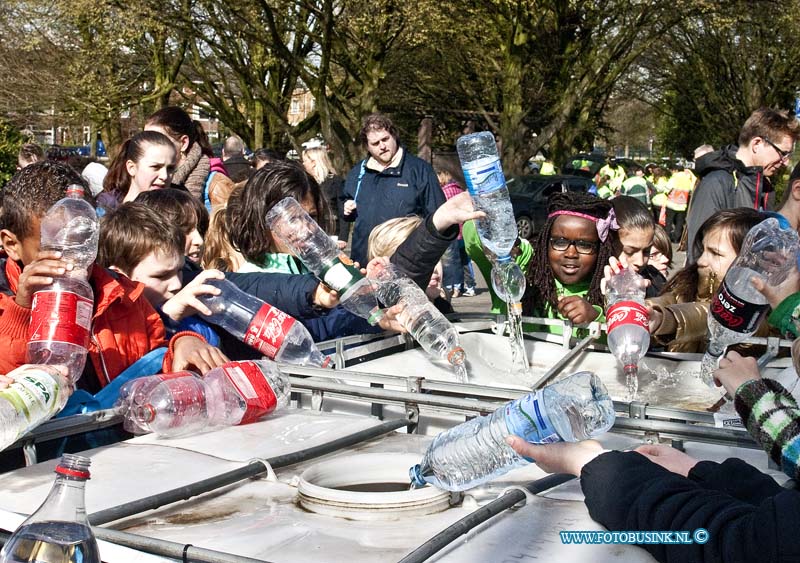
[549,237,598,255]
[763,137,793,162]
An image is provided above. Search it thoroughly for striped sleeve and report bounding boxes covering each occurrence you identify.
[734,378,800,481]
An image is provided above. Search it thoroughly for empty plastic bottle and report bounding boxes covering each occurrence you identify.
[0,454,100,563]
[0,365,71,452]
[115,371,196,433]
[701,218,800,385]
[490,259,526,313]
[128,360,291,438]
[409,371,615,491]
[370,263,467,381]
[605,268,650,398]
[266,197,384,325]
[197,278,331,368]
[27,186,98,383]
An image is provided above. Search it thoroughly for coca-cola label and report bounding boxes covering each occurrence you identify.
[319,254,362,295]
[222,361,278,424]
[606,301,649,334]
[29,290,93,347]
[243,304,296,358]
[504,390,560,445]
[710,279,769,334]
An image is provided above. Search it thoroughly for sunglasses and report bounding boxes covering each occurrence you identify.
[549,237,598,255]
[763,137,792,162]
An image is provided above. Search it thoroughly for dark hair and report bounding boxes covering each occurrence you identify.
[98,202,184,275]
[18,143,44,166]
[609,195,655,256]
[523,192,613,315]
[228,160,331,264]
[103,131,175,200]
[145,106,214,157]
[253,148,283,167]
[660,207,764,302]
[1,161,92,240]
[651,225,673,268]
[358,113,400,146]
[134,188,209,238]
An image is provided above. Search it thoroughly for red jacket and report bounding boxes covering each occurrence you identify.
[0,258,191,389]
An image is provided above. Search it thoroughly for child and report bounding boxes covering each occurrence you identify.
[202,204,246,273]
[648,224,673,278]
[0,161,221,393]
[647,208,764,352]
[523,192,614,330]
[101,131,176,209]
[97,202,225,350]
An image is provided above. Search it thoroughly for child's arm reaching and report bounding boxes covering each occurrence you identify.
[161,269,226,322]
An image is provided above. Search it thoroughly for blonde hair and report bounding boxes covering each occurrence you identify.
[302,147,337,184]
[367,216,423,260]
[202,206,245,272]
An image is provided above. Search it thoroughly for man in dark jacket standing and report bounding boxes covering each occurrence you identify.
[222,136,254,183]
[686,108,799,262]
[342,113,445,265]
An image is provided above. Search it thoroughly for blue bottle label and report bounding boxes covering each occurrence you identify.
[463,157,506,196]
[504,391,560,444]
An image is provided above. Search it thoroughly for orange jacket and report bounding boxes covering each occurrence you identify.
[0,258,192,389]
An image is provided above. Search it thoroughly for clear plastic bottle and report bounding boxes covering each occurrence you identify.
[129,360,291,438]
[490,260,526,308]
[0,365,71,452]
[605,269,650,398]
[266,197,384,325]
[27,185,98,384]
[409,371,615,492]
[197,278,331,368]
[370,263,467,381]
[701,218,800,385]
[0,454,100,563]
[456,132,518,261]
[115,371,196,433]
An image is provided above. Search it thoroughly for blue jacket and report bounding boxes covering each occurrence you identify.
[343,148,445,265]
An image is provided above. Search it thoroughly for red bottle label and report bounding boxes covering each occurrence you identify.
[221,361,278,424]
[29,290,93,347]
[606,301,649,333]
[243,304,296,358]
[710,278,769,334]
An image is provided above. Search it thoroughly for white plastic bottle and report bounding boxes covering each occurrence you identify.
[115,371,197,433]
[605,268,650,398]
[27,185,98,383]
[266,197,384,325]
[0,365,71,452]
[370,263,467,381]
[197,278,331,368]
[409,371,615,492]
[128,360,291,438]
[701,218,800,384]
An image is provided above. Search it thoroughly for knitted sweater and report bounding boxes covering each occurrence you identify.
[734,378,800,481]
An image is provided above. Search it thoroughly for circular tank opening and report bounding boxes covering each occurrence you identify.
[297,453,454,520]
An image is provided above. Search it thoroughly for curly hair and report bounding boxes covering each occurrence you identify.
[522,192,613,316]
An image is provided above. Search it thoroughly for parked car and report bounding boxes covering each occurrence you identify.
[507,174,594,240]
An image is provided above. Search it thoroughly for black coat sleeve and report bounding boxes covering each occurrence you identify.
[390,215,458,289]
[580,450,800,563]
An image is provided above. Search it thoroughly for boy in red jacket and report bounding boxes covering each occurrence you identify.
[0,161,226,394]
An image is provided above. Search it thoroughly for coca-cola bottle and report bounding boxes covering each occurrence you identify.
[197,278,331,368]
[115,371,196,433]
[27,185,98,383]
[605,268,650,399]
[0,454,100,563]
[701,218,800,385]
[127,360,291,438]
[266,197,384,325]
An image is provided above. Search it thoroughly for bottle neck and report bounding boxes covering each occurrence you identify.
[29,474,90,525]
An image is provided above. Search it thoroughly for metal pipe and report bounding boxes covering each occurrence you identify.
[88,416,411,526]
[397,473,574,563]
[9,408,122,449]
[530,333,595,389]
[612,417,759,449]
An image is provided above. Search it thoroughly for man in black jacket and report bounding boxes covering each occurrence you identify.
[222,136,254,183]
[686,108,799,262]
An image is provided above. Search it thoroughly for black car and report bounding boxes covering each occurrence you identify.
[508,174,595,240]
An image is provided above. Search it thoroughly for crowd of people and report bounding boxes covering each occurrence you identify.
[2,105,800,562]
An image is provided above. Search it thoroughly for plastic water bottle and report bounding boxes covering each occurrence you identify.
[370,263,467,381]
[127,360,291,438]
[409,371,614,491]
[701,218,800,385]
[0,365,71,452]
[27,185,98,383]
[456,132,518,261]
[490,260,526,313]
[115,371,196,433]
[605,268,650,399]
[0,454,100,563]
[266,197,384,325]
[197,278,331,368]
